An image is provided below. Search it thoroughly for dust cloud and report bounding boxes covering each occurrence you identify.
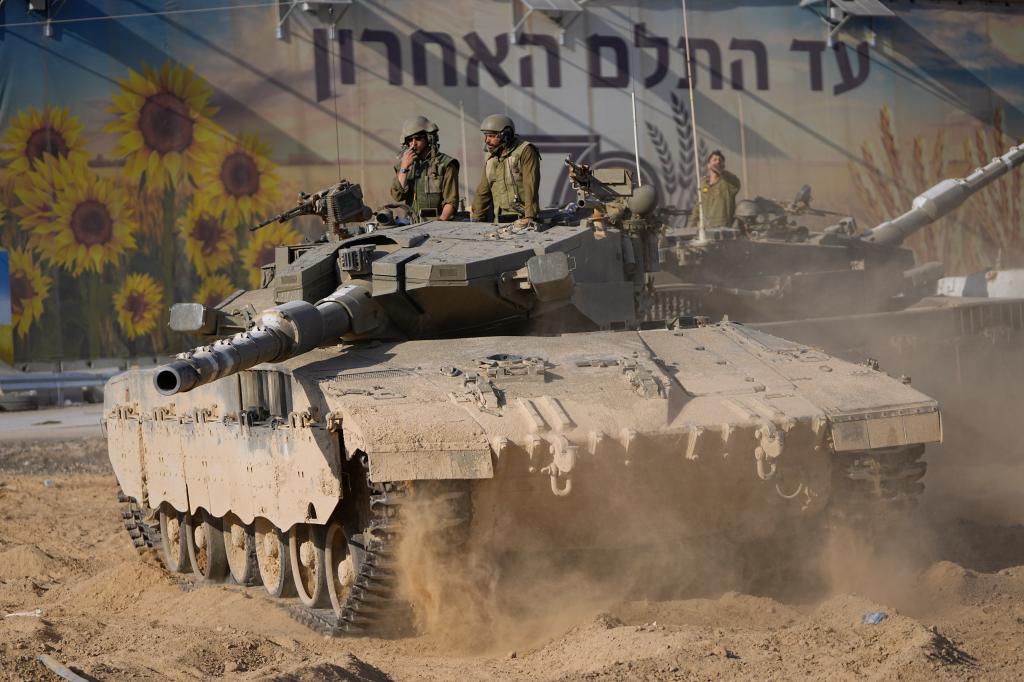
[392,311,1024,663]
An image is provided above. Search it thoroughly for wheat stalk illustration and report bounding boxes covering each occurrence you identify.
[646,121,678,200]
[856,105,1024,272]
[671,92,697,207]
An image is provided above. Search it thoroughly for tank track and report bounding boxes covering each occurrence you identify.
[117,489,161,551]
[288,482,411,636]
[829,443,927,527]
[114,481,468,636]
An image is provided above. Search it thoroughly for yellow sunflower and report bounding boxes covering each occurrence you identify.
[194,132,280,227]
[241,222,300,287]
[195,274,238,308]
[113,273,164,339]
[18,158,138,274]
[106,62,217,192]
[11,152,80,239]
[0,106,88,182]
[8,247,52,337]
[179,204,237,276]
[131,187,168,244]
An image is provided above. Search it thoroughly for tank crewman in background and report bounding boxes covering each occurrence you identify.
[472,114,541,223]
[688,149,741,228]
[391,115,460,221]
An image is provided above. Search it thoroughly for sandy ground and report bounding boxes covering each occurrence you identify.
[1,432,1023,681]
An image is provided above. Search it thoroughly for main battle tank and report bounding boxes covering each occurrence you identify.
[649,145,1024,526]
[105,171,941,635]
[651,143,1024,322]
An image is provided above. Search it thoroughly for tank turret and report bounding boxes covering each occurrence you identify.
[157,172,661,395]
[653,142,1024,322]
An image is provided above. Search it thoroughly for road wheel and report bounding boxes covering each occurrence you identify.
[289,524,331,608]
[254,518,296,598]
[223,513,261,586]
[158,503,191,573]
[185,509,228,582]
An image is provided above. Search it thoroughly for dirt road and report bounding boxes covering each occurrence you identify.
[1,435,1022,681]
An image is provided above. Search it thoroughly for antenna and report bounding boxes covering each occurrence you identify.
[630,53,643,187]
[329,27,342,181]
[681,0,707,242]
[737,92,749,200]
[459,100,469,211]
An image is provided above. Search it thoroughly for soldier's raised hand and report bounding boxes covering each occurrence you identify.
[400,149,417,172]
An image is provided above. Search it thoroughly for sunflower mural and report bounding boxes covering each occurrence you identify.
[106,62,217,192]
[0,54,290,362]
[195,131,281,228]
[12,152,77,241]
[0,106,88,186]
[8,247,52,338]
[180,204,237,276]
[196,274,238,308]
[132,186,175,245]
[16,156,138,275]
[113,273,164,339]
[242,222,300,288]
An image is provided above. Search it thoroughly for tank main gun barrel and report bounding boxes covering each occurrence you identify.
[862,143,1024,246]
[154,287,375,396]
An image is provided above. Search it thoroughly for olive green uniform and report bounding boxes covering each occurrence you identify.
[472,138,541,221]
[390,151,460,220]
[688,170,742,228]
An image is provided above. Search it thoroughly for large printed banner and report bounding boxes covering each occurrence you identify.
[0,0,1022,361]
[0,249,11,365]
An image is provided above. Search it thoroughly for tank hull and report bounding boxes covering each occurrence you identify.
[752,296,1024,522]
[106,323,939,634]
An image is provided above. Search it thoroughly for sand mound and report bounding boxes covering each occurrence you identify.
[256,655,389,681]
[0,545,61,580]
[922,560,973,595]
[55,559,171,613]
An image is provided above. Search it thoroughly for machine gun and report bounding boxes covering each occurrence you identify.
[564,155,635,210]
[251,180,372,240]
[563,155,666,230]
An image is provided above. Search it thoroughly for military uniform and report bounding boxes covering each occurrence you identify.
[390,151,460,221]
[472,137,541,222]
[688,170,742,228]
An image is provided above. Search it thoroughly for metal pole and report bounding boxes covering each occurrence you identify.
[630,19,643,187]
[681,0,707,242]
[459,100,469,211]
[631,90,642,187]
[737,91,749,200]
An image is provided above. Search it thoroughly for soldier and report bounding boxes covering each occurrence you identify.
[391,115,460,221]
[688,149,741,228]
[472,114,541,223]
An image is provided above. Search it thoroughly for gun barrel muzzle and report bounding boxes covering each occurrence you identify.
[154,360,202,395]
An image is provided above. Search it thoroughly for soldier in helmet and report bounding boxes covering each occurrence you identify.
[391,115,460,221]
[688,149,741,228]
[472,114,541,223]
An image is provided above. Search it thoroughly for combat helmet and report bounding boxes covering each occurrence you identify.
[735,196,785,227]
[480,113,515,149]
[425,119,439,146]
[400,115,432,146]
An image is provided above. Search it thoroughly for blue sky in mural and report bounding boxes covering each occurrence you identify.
[0,0,262,115]
[0,250,11,327]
